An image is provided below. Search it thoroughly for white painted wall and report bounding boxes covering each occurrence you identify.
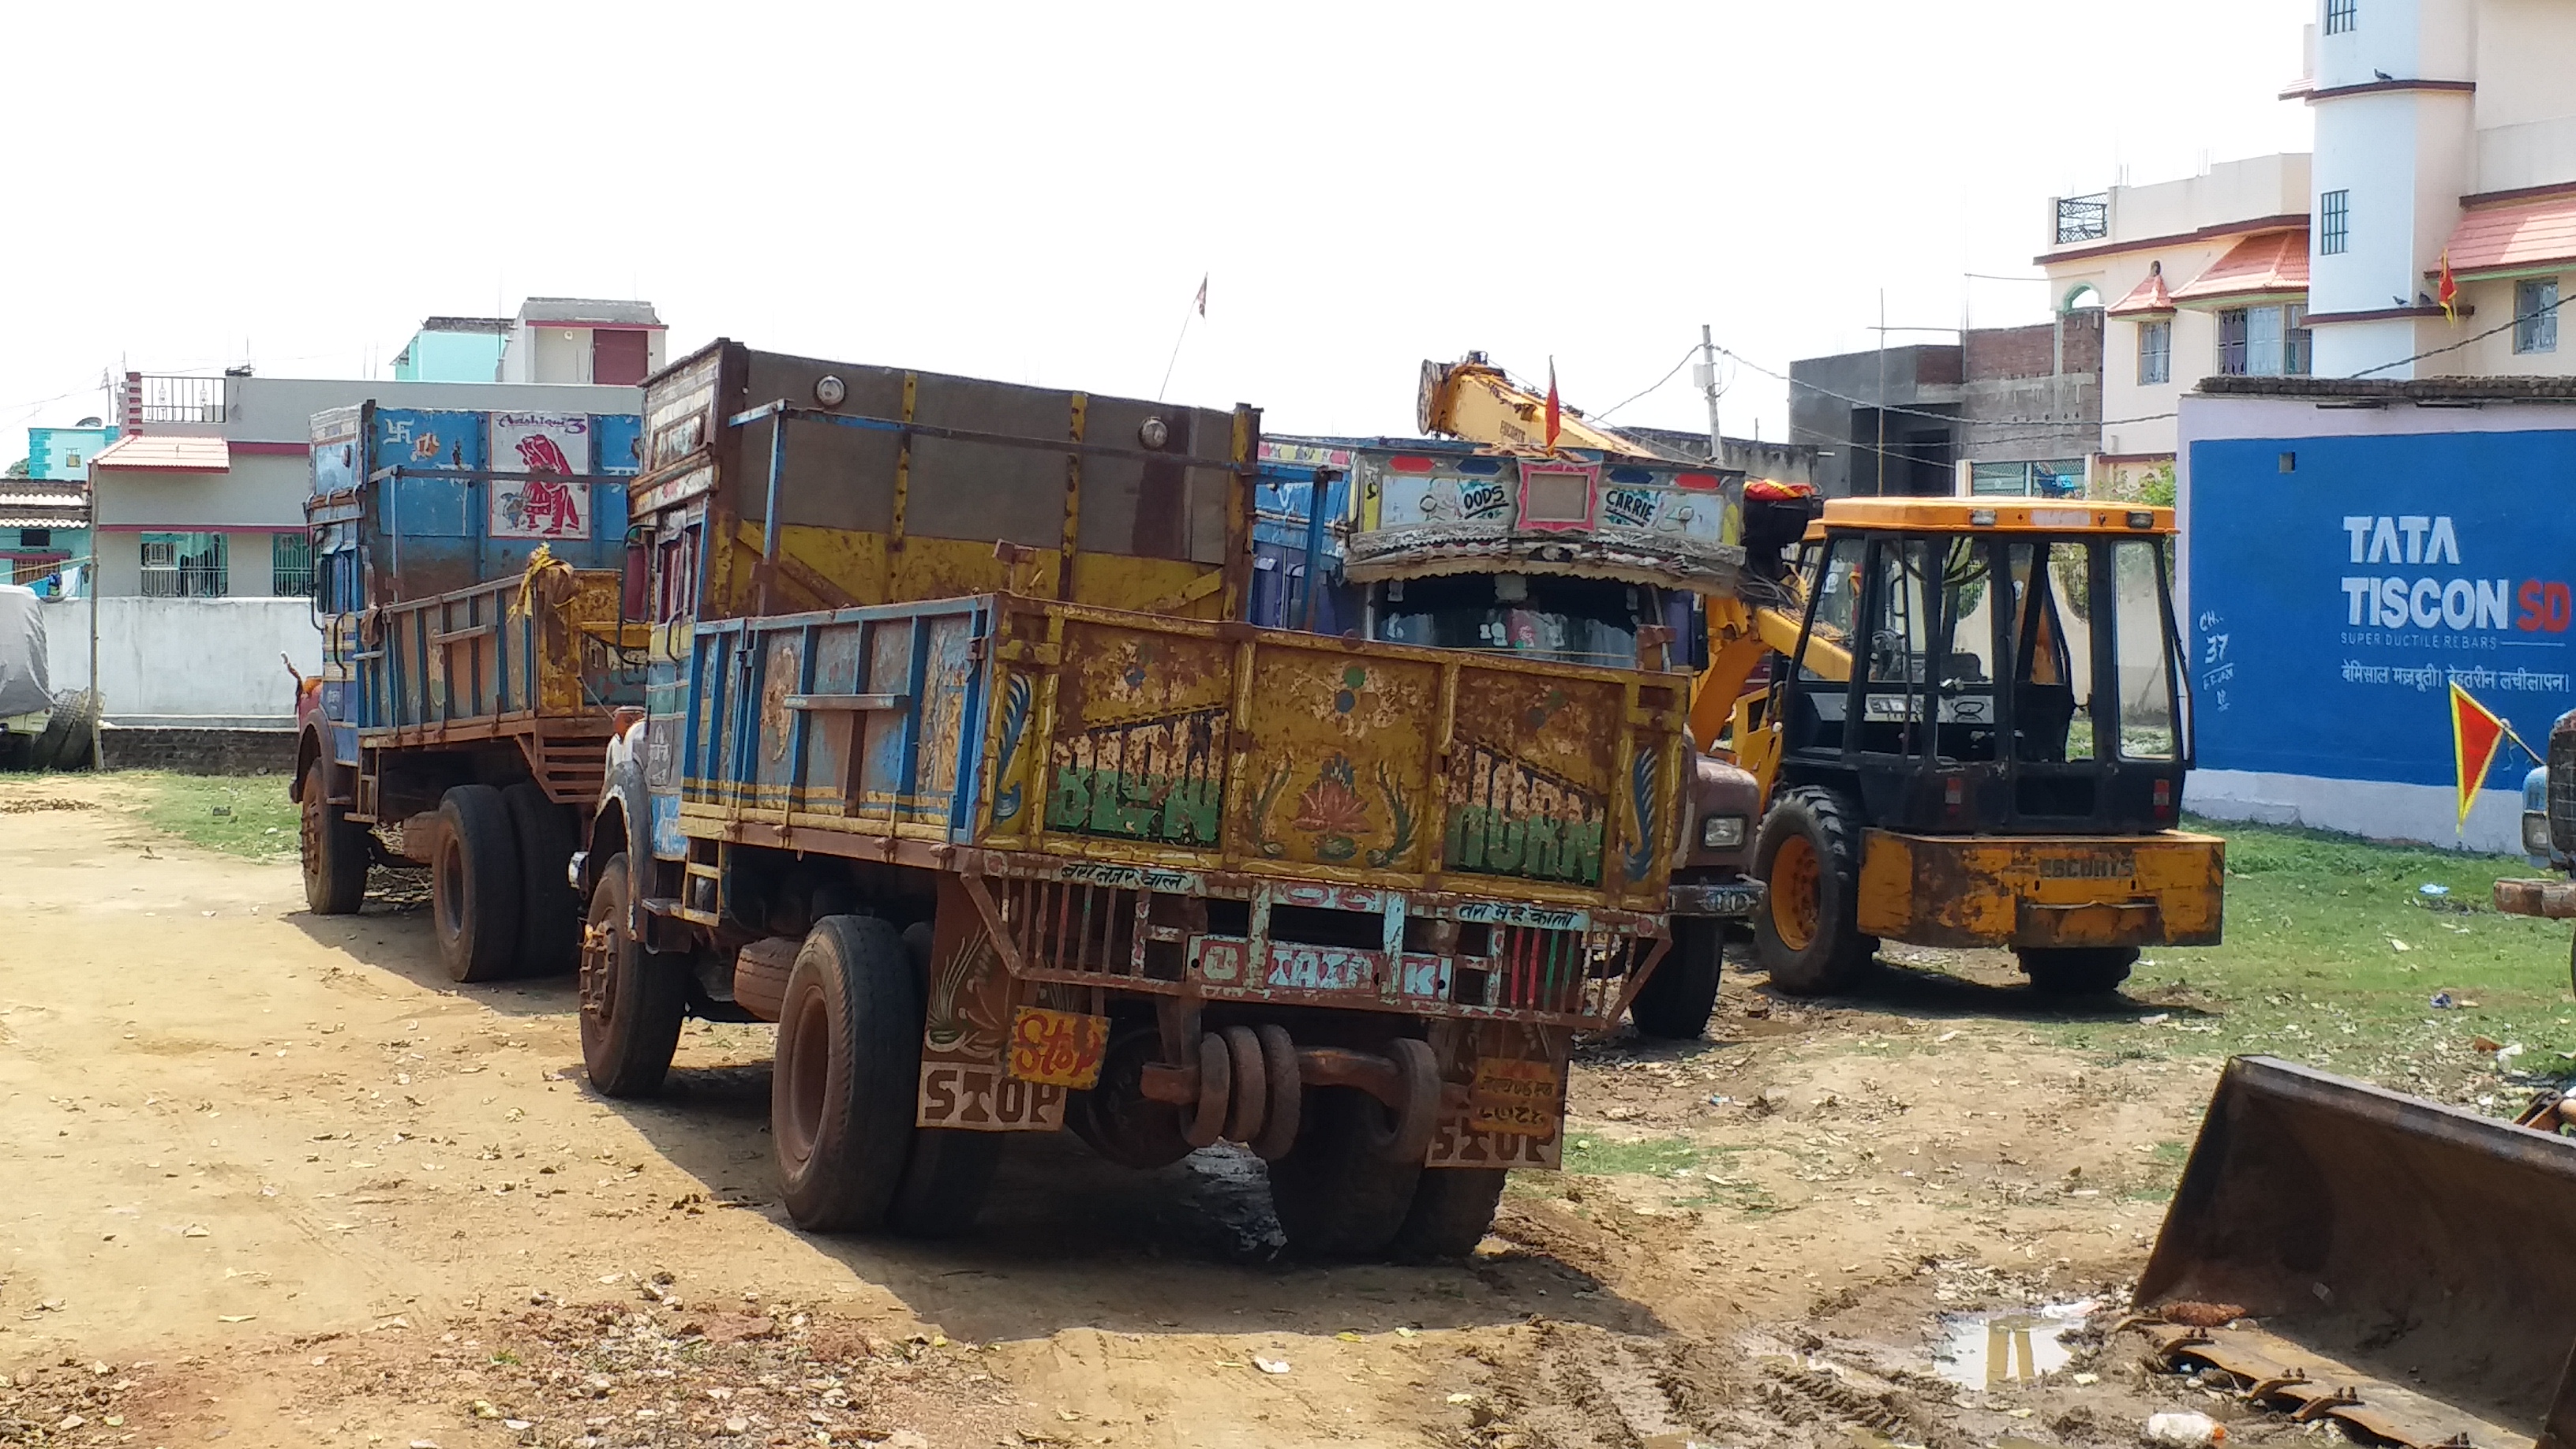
[40,597,320,726]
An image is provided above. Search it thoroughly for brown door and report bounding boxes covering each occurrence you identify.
[593,329,650,386]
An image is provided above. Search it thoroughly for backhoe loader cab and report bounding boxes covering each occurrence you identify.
[1740,498,2224,996]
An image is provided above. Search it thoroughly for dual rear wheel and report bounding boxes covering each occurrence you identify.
[431,781,583,983]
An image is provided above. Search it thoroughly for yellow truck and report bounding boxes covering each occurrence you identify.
[1408,355,2224,994]
[570,341,1694,1256]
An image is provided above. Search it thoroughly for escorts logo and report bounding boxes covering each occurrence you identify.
[2037,854,2132,880]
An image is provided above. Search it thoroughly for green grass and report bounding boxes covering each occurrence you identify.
[2043,815,2576,1103]
[1546,1135,1783,1215]
[127,771,299,858]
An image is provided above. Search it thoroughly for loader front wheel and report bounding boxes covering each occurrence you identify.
[578,856,686,1098]
[1752,787,1875,996]
[2017,946,2137,996]
[300,761,368,916]
[432,784,521,983]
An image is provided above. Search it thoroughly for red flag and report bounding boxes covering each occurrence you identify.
[1544,358,1562,450]
[2451,682,2507,832]
[2438,249,2458,324]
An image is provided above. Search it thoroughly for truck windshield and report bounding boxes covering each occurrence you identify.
[1376,574,1645,669]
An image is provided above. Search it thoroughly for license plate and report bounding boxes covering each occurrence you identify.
[1005,1007,1110,1090]
[1470,1056,1562,1138]
[1669,881,1763,917]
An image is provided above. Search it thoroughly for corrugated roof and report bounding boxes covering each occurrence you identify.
[90,435,230,472]
[2170,230,2310,305]
[2446,194,2576,278]
[517,297,663,328]
[418,316,513,335]
[2108,264,2177,316]
[0,515,88,530]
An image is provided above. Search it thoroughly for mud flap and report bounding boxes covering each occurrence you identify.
[2134,1055,2576,1449]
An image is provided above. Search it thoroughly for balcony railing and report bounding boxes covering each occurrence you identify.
[122,373,227,427]
[2054,193,2110,245]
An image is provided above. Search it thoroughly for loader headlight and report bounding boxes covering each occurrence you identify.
[2525,810,2552,857]
[1701,814,1747,850]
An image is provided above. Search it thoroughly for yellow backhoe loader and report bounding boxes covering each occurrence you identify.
[1413,354,2224,994]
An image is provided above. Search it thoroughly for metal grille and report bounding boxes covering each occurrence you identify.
[127,375,227,425]
[271,532,315,597]
[139,532,227,598]
[992,877,1149,983]
[2548,728,2576,856]
[2055,194,2109,245]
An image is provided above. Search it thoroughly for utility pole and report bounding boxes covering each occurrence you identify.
[1695,324,1723,467]
[1875,289,1888,496]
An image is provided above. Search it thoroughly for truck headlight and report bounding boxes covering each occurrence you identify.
[2525,810,2552,856]
[1701,814,1747,849]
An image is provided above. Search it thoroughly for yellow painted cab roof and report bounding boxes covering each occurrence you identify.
[1813,496,2175,535]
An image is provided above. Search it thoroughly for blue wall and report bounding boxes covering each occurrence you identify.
[393,331,505,382]
[2189,429,2576,791]
[25,425,117,481]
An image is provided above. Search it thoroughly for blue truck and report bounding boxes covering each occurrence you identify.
[294,402,649,983]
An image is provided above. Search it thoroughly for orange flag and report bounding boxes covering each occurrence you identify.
[2438,249,2459,324]
[1544,358,1562,451]
[2451,682,2509,832]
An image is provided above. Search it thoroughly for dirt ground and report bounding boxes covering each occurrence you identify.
[3,776,2270,1449]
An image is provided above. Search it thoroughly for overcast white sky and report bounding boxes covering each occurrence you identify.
[0,1,2313,454]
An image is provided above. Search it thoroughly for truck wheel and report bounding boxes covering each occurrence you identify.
[1267,1086,1425,1258]
[2017,946,2136,995]
[579,855,686,1097]
[1392,1168,1508,1260]
[1752,786,1876,997]
[887,1125,1004,1237]
[1068,1025,1194,1169]
[1630,916,1724,1039]
[432,784,522,983]
[504,781,580,977]
[300,760,368,916]
[773,915,928,1234]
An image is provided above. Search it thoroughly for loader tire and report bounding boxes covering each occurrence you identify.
[579,856,686,1098]
[504,781,581,977]
[2018,946,2136,996]
[1268,1085,1424,1258]
[1392,1168,1509,1260]
[432,784,521,983]
[1630,915,1724,1039]
[300,760,368,916]
[1752,786,1876,996]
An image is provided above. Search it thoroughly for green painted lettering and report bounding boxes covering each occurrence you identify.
[1166,778,1219,845]
[1520,816,1560,881]
[1046,766,1094,829]
[1562,819,1604,886]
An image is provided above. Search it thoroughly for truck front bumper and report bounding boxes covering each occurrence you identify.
[2495,878,2576,918]
[1668,878,1763,919]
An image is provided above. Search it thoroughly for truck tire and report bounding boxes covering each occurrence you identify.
[1391,1168,1508,1260]
[1630,916,1724,1039]
[1752,786,1877,997]
[2017,946,2136,995]
[1268,1086,1424,1258]
[886,1125,1004,1238]
[300,760,368,916]
[432,784,522,983]
[773,915,928,1234]
[579,855,687,1097]
[504,781,580,977]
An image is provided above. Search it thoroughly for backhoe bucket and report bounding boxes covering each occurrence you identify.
[2135,1056,2576,1449]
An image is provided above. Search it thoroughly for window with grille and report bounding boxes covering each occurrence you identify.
[2218,306,2311,376]
[2137,320,2172,385]
[2326,0,2357,34]
[2518,279,2560,354]
[2320,190,2349,255]
[271,532,315,597]
[140,532,227,597]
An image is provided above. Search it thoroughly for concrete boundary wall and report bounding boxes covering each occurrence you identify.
[39,597,320,726]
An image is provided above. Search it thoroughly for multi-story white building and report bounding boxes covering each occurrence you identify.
[2040,0,2576,491]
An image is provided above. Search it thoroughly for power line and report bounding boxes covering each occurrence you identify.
[1589,346,1702,423]
[1709,338,2179,434]
[2346,288,2569,378]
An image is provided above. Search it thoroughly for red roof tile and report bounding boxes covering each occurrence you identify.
[90,435,229,472]
[2108,264,2177,316]
[2170,230,2310,305]
[2446,193,2576,278]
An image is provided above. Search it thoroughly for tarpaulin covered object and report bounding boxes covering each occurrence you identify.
[0,584,53,717]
